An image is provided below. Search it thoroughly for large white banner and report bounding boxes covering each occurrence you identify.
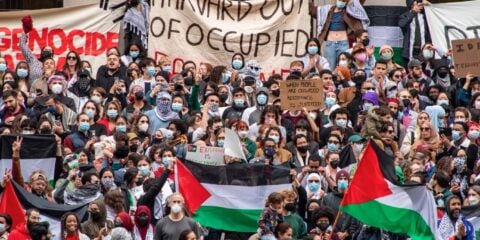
[148,0,311,80]
[425,0,480,51]
[0,2,123,73]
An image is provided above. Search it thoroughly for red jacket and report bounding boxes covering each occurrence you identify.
[7,224,30,240]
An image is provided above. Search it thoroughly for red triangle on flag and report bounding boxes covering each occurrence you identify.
[176,161,212,213]
[0,181,26,230]
[341,141,393,206]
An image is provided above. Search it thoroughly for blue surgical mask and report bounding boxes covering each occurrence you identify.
[222,73,230,83]
[129,51,139,59]
[452,130,461,141]
[0,223,6,232]
[234,98,245,107]
[437,99,449,106]
[338,179,349,190]
[0,63,7,72]
[336,0,347,8]
[308,182,320,192]
[171,102,183,112]
[257,94,268,105]
[85,109,95,119]
[308,46,318,55]
[116,125,127,132]
[232,59,243,70]
[336,119,347,128]
[17,69,28,78]
[162,157,171,166]
[107,109,118,118]
[381,52,393,61]
[138,166,150,176]
[79,122,90,132]
[146,66,156,77]
[469,130,480,140]
[217,139,225,147]
[163,65,172,73]
[327,143,340,152]
[363,102,374,111]
[325,97,336,107]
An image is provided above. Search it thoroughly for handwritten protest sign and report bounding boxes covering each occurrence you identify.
[451,38,480,78]
[148,0,310,79]
[280,80,324,111]
[186,145,225,166]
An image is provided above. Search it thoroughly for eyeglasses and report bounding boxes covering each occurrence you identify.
[308,180,320,183]
[67,56,77,60]
[250,66,260,71]
[420,127,430,132]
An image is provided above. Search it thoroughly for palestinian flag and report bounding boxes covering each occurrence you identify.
[363,0,407,66]
[340,140,439,239]
[177,160,292,233]
[0,135,58,184]
[0,181,89,234]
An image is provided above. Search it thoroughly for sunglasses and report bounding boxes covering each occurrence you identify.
[420,127,430,132]
[250,66,260,71]
[67,56,77,60]
[308,180,320,183]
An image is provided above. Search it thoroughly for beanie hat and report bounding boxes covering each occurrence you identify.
[379,45,393,54]
[336,170,350,180]
[407,59,422,69]
[256,87,269,95]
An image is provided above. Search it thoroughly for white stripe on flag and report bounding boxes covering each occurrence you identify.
[201,183,292,210]
[0,158,56,181]
[368,26,404,48]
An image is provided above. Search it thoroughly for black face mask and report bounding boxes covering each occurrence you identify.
[437,71,449,78]
[297,146,309,154]
[284,203,296,212]
[151,138,163,145]
[77,78,91,94]
[136,178,144,186]
[219,95,229,103]
[113,220,123,228]
[362,38,370,46]
[135,91,144,101]
[317,223,330,232]
[184,76,194,86]
[90,211,102,221]
[40,128,52,134]
[272,89,280,97]
[129,144,139,153]
[330,160,339,169]
[402,99,412,108]
[353,75,366,87]
[137,215,149,226]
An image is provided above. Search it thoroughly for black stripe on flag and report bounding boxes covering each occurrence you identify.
[1,135,56,159]
[370,140,401,185]
[364,6,408,27]
[184,160,291,186]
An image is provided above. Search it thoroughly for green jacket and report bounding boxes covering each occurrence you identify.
[284,213,307,239]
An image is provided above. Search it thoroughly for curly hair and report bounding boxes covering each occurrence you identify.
[104,189,125,214]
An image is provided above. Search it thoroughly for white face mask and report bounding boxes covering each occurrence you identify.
[138,123,149,132]
[171,203,182,213]
[469,196,479,206]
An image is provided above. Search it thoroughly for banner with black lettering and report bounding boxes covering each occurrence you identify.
[0,1,123,73]
[148,0,311,79]
[425,0,480,50]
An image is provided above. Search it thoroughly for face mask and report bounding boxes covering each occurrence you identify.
[136,178,144,186]
[90,211,102,221]
[164,130,174,140]
[0,63,7,72]
[362,38,370,47]
[116,125,127,132]
[338,179,349,190]
[284,203,296,212]
[469,130,480,140]
[234,98,245,107]
[355,53,367,62]
[79,122,90,132]
[296,130,308,137]
[171,203,182,213]
[222,73,230,83]
[232,59,243,70]
[336,119,347,128]
[423,49,434,59]
[330,160,340,168]
[318,223,330,232]
[85,109,95,119]
[171,102,183,112]
[91,95,101,104]
[217,139,225,147]
[452,130,461,141]
[402,99,411,108]
[138,166,150,176]
[269,135,280,144]
[17,69,28,78]
[129,51,139,58]
[134,91,144,101]
[137,215,149,226]
[308,46,318,55]
[338,60,348,67]
[162,157,171,166]
[47,105,57,115]
[138,123,149,132]
[336,0,346,8]
[257,94,268,105]
[264,148,277,158]
[22,130,35,135]
[101,178,116,188]
[238,130,248,139]
[297,146,309,153]
[325,97,336,107]
[0,223,5,232]
[308,182,320,192]
[328,143,340,152]
[210,103,219,112]
[381,52,393,61]
[219,95,228,103]
[146,66,156,77]
[437,71,449,79]
[107,109,118,118]
[272,89,280,97]
[51,84,63,94]
[437,99,449,106]
[469,196,479,206]
[163,65,172,73]
[353,143,364,154]
[363,102,374,111]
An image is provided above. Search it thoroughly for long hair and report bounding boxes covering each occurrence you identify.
[60,212,81,240]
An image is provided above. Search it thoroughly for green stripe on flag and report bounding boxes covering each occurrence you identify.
[194,206,261,233]
[341,200,435,240]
